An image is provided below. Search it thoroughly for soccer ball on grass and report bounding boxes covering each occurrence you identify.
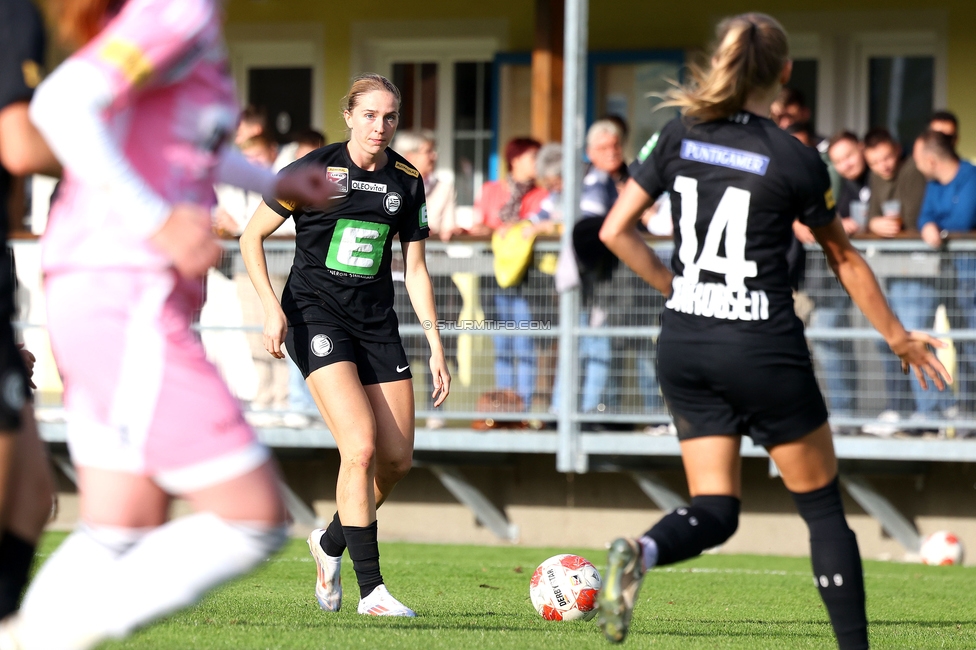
[529,554,602,621]
[919,531,964,566]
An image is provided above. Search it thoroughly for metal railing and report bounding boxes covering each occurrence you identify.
[14,236,976,472]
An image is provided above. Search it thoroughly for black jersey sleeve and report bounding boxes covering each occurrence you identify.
[0,0,45,112]
[793,146,837,229]
[264,193,299,219]
[262,157,307,219]
[631,119,680,199]
[395,161,429,242]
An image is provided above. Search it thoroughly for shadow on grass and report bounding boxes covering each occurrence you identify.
[869,620,976,628]
[211,615,836,640]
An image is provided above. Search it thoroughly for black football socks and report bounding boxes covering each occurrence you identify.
[343,521,383,599]
[0,530,36,618]
[643,495,741,565]
[791,477,868,650]
[320,512,346,558]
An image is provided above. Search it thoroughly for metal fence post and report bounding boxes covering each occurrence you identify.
[556,0,588,473]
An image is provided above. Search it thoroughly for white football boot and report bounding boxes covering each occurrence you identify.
[357,584,417,617]
[597,537,646,643]
[307,529,342,612]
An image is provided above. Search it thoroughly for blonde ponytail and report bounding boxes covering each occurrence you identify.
[663,13,789,123]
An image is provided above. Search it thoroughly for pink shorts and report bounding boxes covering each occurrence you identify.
[45,270,268,493]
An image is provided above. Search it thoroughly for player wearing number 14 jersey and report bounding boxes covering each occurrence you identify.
[595,13,950,649]
[639,112,830,342]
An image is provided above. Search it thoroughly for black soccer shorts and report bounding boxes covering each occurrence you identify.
[285,323,412,386]
[656,334,829,447]
[0,318,30,432]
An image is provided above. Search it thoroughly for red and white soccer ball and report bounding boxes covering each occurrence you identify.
[529,554,602,621]
[920,531,964,566]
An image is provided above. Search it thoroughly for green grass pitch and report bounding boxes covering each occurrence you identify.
[31,534,973,649]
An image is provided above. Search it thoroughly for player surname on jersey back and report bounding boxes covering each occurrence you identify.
[664,173,770,321]
[665,277,769,321]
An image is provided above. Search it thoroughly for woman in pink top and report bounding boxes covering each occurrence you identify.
[474,138,546,409]
[472,137,547,234]
[2,1,333,647]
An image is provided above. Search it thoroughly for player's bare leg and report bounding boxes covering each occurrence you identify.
[0,407,55,618]
[366,378,415,507]
[305,362,375,612]
[307,376,414,609]
[766,422,837,493]
[3,407,55,544]
[0,434,16,527]
[599,435,741,643]
[306,363,415,616]
[8,459,286,650]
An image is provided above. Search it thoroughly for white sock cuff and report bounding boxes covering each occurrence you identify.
[639,535,659,571]
[80,522,152,556]
[224,519,289,557]
[100,514,287,640]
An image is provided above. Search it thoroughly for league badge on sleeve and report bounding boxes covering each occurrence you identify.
[327,167,349,194]
[420,203,428,227]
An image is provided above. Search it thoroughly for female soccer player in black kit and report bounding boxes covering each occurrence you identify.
[0,0,57,620]
[241,74,450,617]
[596,13,950,649]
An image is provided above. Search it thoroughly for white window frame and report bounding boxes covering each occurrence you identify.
[847,31,947,137]
[224,24,326,131]
[777,11,947,139]
[789,32,837,137]
[363,38,499,188]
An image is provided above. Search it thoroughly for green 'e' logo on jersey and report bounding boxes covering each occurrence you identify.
[325,218,390,276]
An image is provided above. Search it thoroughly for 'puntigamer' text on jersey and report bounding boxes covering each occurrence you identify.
[632,113,835,342]
[266,143,429,342]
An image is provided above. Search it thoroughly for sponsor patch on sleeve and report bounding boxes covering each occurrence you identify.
[420,203,428,227]
[277,199,298,212]
[824,187,836,211]
[98,38,154,86]
[395,160,420,178]
[327,167,349,194]
[21,60,42,89]
[679,139,769,176]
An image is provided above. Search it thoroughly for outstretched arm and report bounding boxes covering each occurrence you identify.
[599,178,674,296]
[240,202,289,359]
[812,216,950,391]
[401,238,450,407]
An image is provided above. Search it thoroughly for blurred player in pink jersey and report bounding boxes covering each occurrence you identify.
[0,0,335,647]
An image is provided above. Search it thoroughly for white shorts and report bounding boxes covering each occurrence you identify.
[45,269,269,493]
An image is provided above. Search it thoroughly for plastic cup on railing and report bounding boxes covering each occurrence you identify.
[882,199,901,218]
[850,200,868,230]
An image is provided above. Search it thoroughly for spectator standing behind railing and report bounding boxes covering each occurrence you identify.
[914,129,976,420]
[528,143,563,232]
[861,128,932,436]
[929,110,959,150]
[281,130,326,428]
[393,130,461,428]
[799,132,871,429]
[550,120,624,421]
[474,137,545,409]
[829,132,872,234]
[215,133,292,424]
[394,131,459,242]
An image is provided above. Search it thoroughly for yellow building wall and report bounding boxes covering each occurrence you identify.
[226,0,976,158]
